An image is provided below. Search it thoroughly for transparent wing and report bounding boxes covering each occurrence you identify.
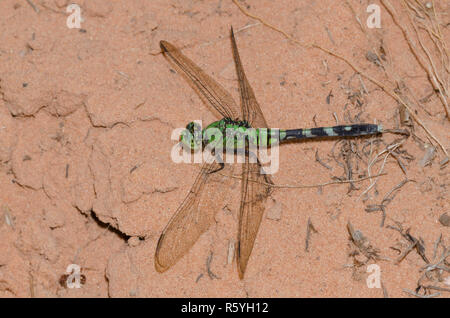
[155,158,229,273]
[230,27,273,279]
[156,37,244,273]
[237,157,273,279]
[160,40,240,120]
[230,28,269,128]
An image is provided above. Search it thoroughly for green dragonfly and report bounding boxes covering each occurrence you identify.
[155,27,382,279]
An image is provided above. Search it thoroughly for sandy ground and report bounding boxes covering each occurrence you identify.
[0,0,449,297]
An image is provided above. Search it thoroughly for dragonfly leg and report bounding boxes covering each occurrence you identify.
[245,149,259,164]
[208,152,225,174]
[208,162,224,174]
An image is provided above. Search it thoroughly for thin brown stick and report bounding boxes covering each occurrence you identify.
[232,0,310,48]
[206,251,219,280]
[315,149,332,170]
[218,172,387,189]
[305,217,318,252]
[26,0,39,13]
[381,0,449,118]
[360,141,404,199]
[381,179,412,206]
[432,234,442,260]
[403,0,449,97]
[423,285,450,293]
[396,241,417,264]
[381,282,389,298]
[403,289,440,298]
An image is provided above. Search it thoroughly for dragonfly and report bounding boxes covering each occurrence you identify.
[155,27,382,279]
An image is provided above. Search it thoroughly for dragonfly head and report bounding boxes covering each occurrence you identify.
[180,121,203,151]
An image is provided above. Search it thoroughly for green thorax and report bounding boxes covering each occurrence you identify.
[202,118,283,149]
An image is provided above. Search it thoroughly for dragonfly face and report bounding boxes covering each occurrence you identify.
[180,121,203,151]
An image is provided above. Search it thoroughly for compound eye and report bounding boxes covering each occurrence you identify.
[186,122,202,137]
[186,122,201,133]
[192,122,201,133]
[186,122,194,132]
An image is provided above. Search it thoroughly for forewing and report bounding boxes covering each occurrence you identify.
[229,28,274,279]
[160,40,240,120]
[155,159,228,273]
[229,28,269,128]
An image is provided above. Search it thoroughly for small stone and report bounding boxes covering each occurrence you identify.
[227,240,235,265]
[419,144,436,167]
[439,213,450,227]
[128,236,140,247]
[266,201,282,221]
[2,205,14,229]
